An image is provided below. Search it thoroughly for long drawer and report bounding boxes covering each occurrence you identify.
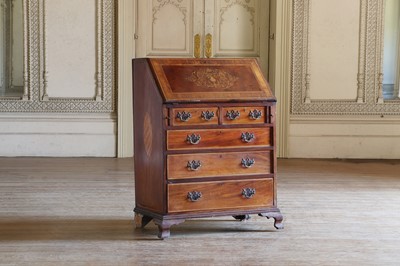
[167,128,271,150]
[167,151,272,180]
[168,179,273,213]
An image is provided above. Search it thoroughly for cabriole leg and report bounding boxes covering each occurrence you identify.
[153,219,185,240]
[259,212,284,229]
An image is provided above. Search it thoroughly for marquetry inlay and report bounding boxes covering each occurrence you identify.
[143,112,153,157]
[186,68,239,89]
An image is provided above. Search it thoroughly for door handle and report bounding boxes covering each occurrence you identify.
[205,33,212,58]
[194,34,201,58]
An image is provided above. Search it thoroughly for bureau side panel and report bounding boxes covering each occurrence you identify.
[133,59,165,214]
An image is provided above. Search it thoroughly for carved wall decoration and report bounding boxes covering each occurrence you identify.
[215,0,260,57]
[148,0,190,55]
[0,0,115,113]
[153,0,187,26]
[219,0,256,26]
[292,0,400,115]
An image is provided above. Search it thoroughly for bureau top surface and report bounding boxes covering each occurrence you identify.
[144,58,275,103]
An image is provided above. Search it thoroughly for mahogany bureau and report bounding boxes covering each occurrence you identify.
[132,58,283,239]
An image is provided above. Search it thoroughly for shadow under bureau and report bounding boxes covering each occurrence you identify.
[132,58,283,239]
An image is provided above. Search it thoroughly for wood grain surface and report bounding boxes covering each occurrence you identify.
[1,158,400,265]
[221,106,266,125]
[170,107,219,126]
[167,179,274,213]
[167,127,272,150]
[167,151,272,180]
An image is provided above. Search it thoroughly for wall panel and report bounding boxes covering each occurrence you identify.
[290,0,400,159]
[45,0,97,98]
[0,0,117,157]
[308,0,359,100]
[291,0,400,115]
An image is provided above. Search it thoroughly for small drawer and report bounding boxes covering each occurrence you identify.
[167,151,272,180]
[167,128,271,150]
[171,107,219,126]
[168,179,274,213]
[222,106,265,125]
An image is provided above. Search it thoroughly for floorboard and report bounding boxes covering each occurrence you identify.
[0,158,399,265]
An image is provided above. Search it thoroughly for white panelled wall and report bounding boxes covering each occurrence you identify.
[0,0,116,157]
[2,0,399,159]
[290,0,400,159]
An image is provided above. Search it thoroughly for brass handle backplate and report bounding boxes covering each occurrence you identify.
[176,111,192,122]
[249,109,263,120]
[242,188,256,199]
[241,132,255,143]
[201,110,215,121]
[186,134,201,145]
[187,160,202,171]
[226,110,240,120]
[187,191,202,202]
[241,157,255,168]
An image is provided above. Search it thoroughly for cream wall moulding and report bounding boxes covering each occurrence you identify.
[291,0,400,116]
[0,0,115,113]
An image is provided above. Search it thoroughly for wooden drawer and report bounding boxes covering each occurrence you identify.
[168,179,274,213]
[221,106,265,125]
[167,128,271,150]
[167,151,272,180]
[171,107,219,126]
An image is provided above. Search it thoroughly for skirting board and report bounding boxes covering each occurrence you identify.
[0,114,116,157]
[289,118,400,159]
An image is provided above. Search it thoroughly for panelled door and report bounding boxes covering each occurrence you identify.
[136,0,269,76]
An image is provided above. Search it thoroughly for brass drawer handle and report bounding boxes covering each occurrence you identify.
[241,157,255,168]
[241,132,255,143]
[187,191,202,202]
[187,160,202,171]
[249,109,262,120]
[226,110,240,120]
[176,111,192,122]
[242,188,256,199]
[201,110,215,121]
[186,134,201,145]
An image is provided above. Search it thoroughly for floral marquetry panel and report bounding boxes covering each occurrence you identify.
[149,58,274,102]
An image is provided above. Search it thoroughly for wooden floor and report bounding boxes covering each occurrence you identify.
[0,158,399,265]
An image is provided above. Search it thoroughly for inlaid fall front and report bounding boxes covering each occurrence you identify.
[148,58,274,102]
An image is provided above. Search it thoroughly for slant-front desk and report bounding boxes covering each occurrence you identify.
[132,58,283,239]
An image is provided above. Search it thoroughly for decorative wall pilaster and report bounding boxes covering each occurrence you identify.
[0,0,116,113]
[292,0,400,115]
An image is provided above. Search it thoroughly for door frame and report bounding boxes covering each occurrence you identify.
[117,0,291,158]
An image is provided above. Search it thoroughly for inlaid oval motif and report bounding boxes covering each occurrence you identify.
[143,113,153,157]
[186,68,239,89]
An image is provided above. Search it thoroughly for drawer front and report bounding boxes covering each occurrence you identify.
[171,107,219,126]
[222,106,265,125]
[167,128,271,150]
[167,151,272,180]
[168,179,274,213]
